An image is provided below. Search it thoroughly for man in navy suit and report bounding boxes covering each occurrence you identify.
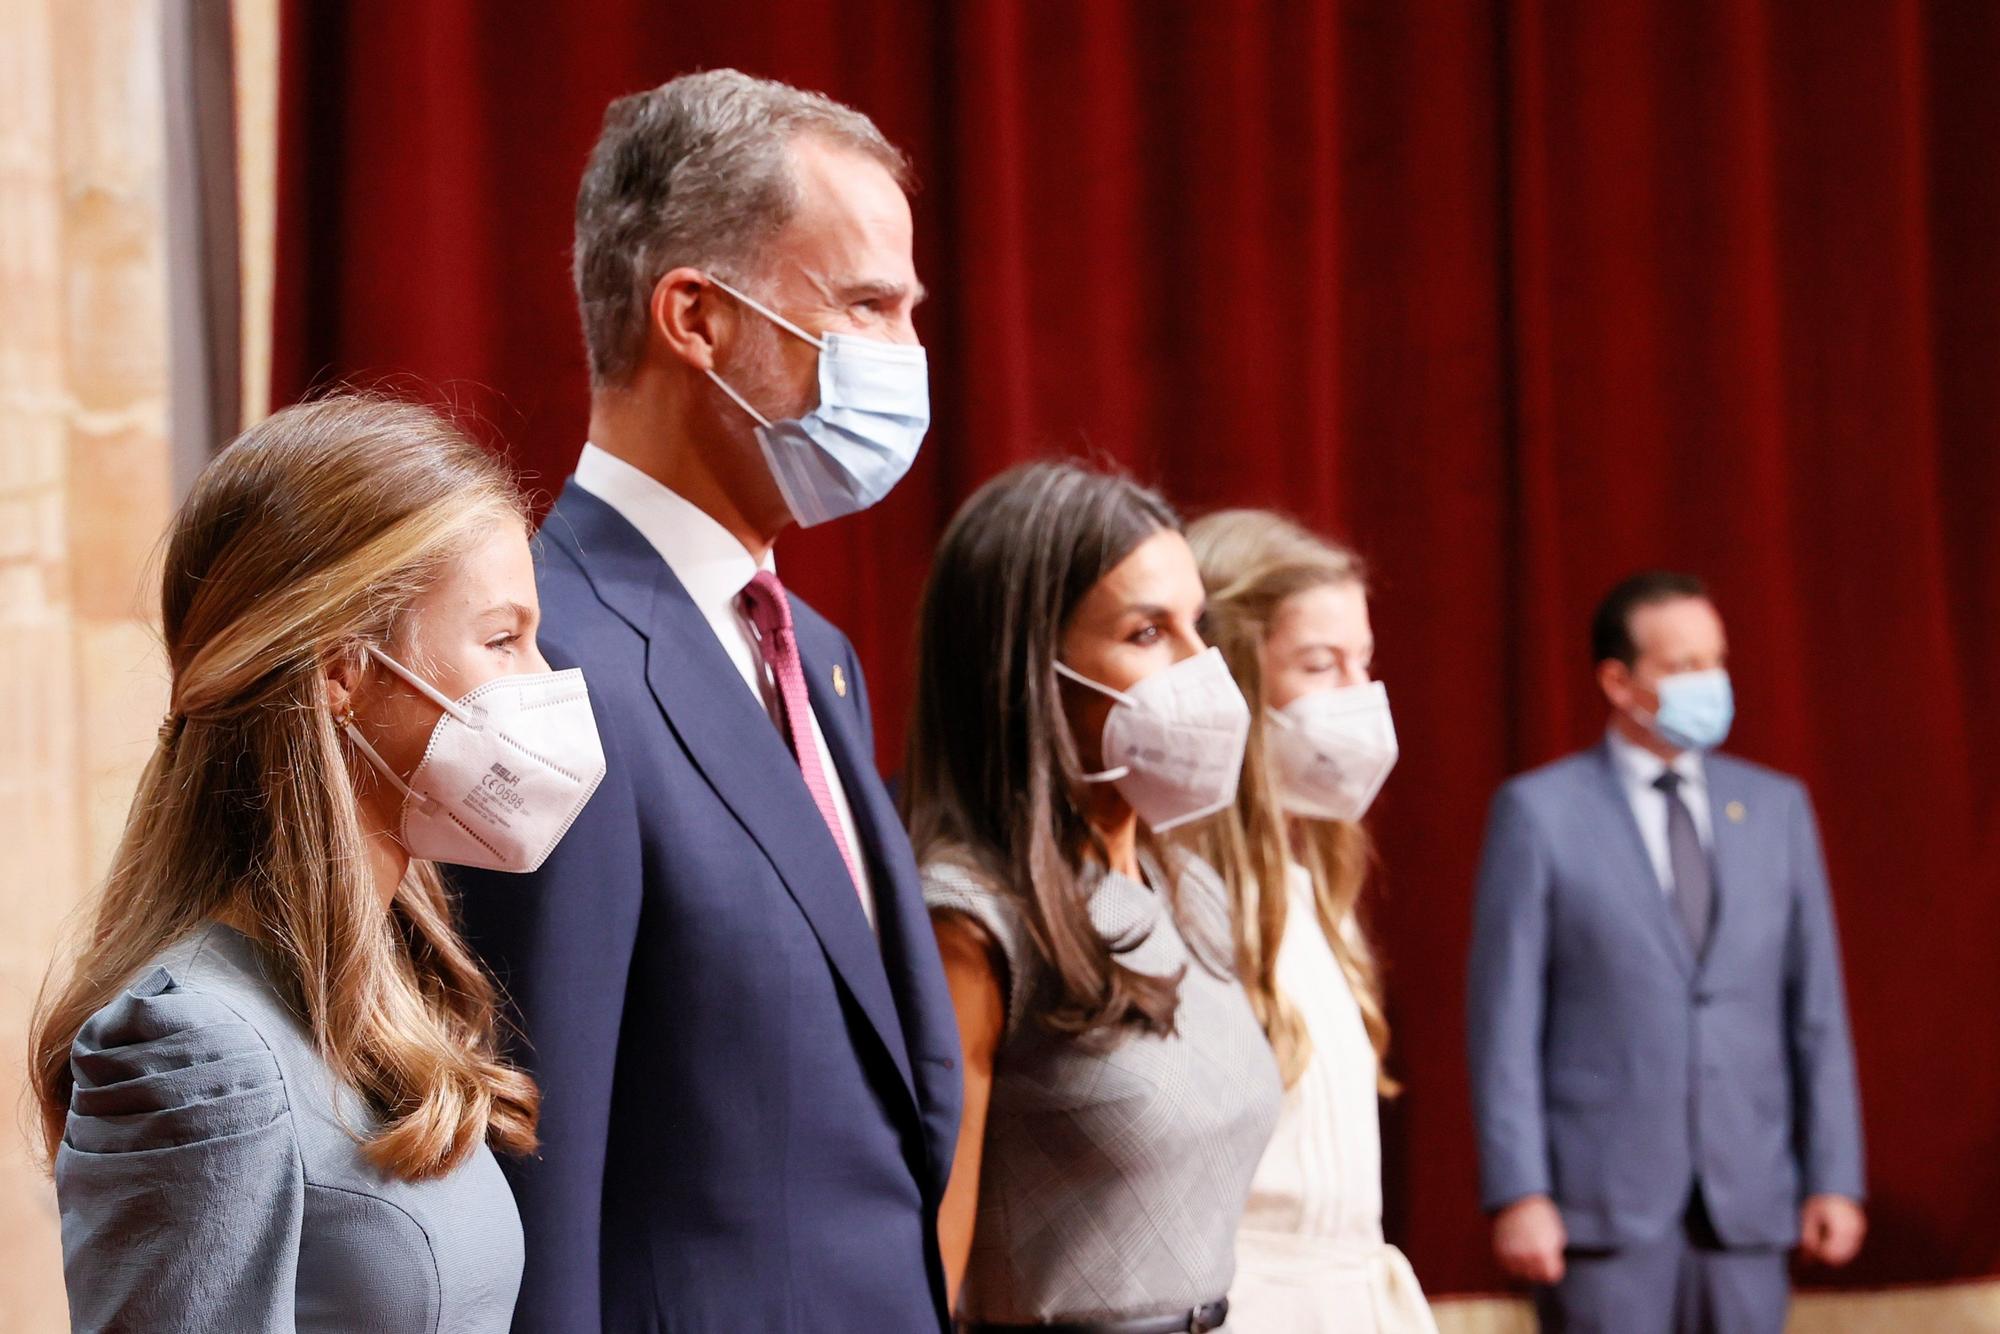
[456,71,961,1332]
[1467,571,1866,1333]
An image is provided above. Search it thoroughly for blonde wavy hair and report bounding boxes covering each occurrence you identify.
[1188,510,1398,1094]
[30,394,540,1180]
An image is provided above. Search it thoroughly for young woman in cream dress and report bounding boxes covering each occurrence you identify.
[1190,511,1437,1334]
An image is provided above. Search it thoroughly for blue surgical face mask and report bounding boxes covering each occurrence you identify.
[1648,667,1734,751]
[703,274,930,528]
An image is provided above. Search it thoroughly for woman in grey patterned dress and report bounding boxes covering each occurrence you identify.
[902,461,1282,1333]
[29,397,604,1332]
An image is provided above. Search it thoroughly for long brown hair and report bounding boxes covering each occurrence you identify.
[30,394,540,1180]
[1187,509,1397,1094]
[901,460,1187,1040]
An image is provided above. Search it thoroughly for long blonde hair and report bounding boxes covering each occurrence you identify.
[1188,509,1398,1094]
[30,394,540,1180]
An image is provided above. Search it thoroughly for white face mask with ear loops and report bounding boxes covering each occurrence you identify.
[1055,647,1252,833]
[1266,680,1399,823]
[341,647,607,873]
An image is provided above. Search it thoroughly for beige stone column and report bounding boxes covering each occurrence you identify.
[0,0,174,1324]
[235,0,278,427]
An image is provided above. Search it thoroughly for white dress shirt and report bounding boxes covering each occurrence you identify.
[1605,725,1713,896]
[574,443,877,928]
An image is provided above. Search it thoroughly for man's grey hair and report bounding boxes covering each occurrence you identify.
[573,69,912,388]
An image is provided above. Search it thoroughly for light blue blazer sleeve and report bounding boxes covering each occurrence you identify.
[1784,782,1867,1200]
[57,971,304,1333]
[1467,782,1555,1210]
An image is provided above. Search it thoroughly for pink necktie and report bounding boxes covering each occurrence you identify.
[738,570,866,899]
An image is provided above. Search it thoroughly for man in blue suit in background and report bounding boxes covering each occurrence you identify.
[457,71,960,1332]
[1467,571,1866,1333]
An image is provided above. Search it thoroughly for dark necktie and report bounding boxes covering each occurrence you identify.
[1653,770,1712,953]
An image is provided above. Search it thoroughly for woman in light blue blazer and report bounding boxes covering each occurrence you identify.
[29,395,606,1332]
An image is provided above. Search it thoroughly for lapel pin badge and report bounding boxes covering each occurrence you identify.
[1726,800,1747,824]
[832,665,848,698]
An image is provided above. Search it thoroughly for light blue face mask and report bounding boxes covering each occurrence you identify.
[704,274,930,528]
[1649,667,1735,751]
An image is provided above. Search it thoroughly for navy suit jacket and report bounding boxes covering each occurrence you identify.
[1466,742,1864,1250]
[456,483,962,1333]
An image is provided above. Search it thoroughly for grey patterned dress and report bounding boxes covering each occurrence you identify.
[56,924,524,1332]
[925,848,1281,1329]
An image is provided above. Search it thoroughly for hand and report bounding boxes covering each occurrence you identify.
[1493,1194,1567,1285]
[1798,1194,1866,1267]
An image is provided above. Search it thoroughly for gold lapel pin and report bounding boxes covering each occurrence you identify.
[832,665,848,698]
[1726,800,1747,824]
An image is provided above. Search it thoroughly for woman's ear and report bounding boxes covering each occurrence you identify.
[323,645,365,723]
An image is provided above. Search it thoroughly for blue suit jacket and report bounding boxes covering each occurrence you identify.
[455,483,962,1332]
[1466,741,1864,1250]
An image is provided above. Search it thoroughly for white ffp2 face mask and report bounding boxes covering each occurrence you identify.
[1266,680,1399,823]
[704,274,930,529]
[342,647,607,873]
[1055,646,1251,834]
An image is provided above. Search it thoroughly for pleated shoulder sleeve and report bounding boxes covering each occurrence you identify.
[56,965,303,1334]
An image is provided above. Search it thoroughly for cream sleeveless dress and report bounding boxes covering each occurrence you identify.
[1231,864,1437,1334]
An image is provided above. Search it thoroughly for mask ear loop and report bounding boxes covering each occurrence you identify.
[702,274,828,434]
[705,273,827,351]
[338,646,476,814]
[1052,660,1134,784]
[366,646,480,728]
[340,715,433,813]
[705,368,777,429]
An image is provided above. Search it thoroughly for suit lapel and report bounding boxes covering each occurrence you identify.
[796,628,940,1004]
[1700,757,1753,978]
[795,620,963,1190]
[799,638,895,900]
[796,632,926,1079]
[542,485,917,1111]
[1588,743,1696,977]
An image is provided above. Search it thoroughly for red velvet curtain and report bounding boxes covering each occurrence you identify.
[274,0,2000,1296]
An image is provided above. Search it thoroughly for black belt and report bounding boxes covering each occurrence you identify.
[964,1299,1228,1334]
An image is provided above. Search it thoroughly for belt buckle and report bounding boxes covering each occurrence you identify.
[1188,1305,1218,1334]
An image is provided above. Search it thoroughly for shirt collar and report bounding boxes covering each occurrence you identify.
[1605,723,1705,792]
[573,442,773,622]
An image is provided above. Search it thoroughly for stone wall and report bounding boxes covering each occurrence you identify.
[0,0,175,1325]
